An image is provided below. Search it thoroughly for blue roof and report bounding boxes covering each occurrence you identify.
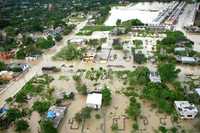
[0,108,8,114]
[47,111,56,119]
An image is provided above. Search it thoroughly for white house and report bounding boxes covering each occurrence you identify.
[195,88,200,96]
[86,93,102,109]
[174,101,198,119]
[149,71,161,83]
[69,38,86,45]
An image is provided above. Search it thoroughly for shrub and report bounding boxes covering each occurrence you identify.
[101,86,112,106]
[15,119,29,132]
[32,101,50,114]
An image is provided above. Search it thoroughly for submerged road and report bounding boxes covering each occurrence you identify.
[0,19,89,108]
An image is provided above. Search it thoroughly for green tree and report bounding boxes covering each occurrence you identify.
[15,92,27,103]
[15,119,29,132]
[74,107,92,123]
[126,97,141,120]
[6,108,22,122]
[101,86,112,106]
[158,63,180,82]
[116,19,121,26]
[76,84,87,95]
[0,61,6,71]
[128,67,150,85]
[40,120,57,133]
[32,101,50,114]
[36,37,55,49]
[55,34,63,42]
[143,83,177,114]
[134,53,146,64]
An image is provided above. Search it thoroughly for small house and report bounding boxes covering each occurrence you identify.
[47,106,67,128]
[174,101,198,119]
[69,38,86,45]
[176,56,198,64]
[149,71,161,83]
[86,93,102,109]
[7,63,30,72]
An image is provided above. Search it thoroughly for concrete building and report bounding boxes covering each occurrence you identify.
[7,63,30,72]
[149,71,161,83]
[176,56,198,64]
[69,38,87,45]
[86,93,102,109]
[174,101,198,119]
[47,106,67,128]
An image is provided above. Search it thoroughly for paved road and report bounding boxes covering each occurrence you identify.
[0,19,89,108]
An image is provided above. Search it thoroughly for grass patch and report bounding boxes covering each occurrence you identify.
[77,25,114,35]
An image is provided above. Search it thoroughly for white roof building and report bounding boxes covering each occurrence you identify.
[174,101,198,119]
[149,71,161,83]
[69,38,86,45]
[47,106,67,128]
[86,93,102,109]
[176,56,198,64]
[195,88,200,96]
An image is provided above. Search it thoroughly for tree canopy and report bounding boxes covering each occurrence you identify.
[40,120,57,133]
[158,63,180,82]
[101,86,112,106]
[32,101,50,114]
[15,119,29,132]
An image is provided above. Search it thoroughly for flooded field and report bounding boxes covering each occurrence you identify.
[105,2,170,26]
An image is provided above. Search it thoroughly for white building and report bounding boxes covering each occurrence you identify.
[174,101,198,119]
[149,71,161,83]
[176,56,198,64]
[69,38,87,45]
[47,106,67,128]
[86,93,102,109]
[195,88,200,96]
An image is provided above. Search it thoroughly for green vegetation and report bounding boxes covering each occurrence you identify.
[15,119,29,132]
[112,38,123,50]
[32,101,51,114]
[143,83,182,114]
[133,40,143,49]
[76,83,88,95]
[53,44,85,61]
[126,97,141,120]
[14,75,54,103]
[156,31,194,63]
[111,123,119,131]
[40,120,57,133]
[75,107,92,123]
[85,67,107,81]
[36,36,55,49]
[95,114,101,119]
[121,19,144,30]
[77,25,113,35]
[158,63,180,82]
[101,86,112,106]
[134,52,146,64]
[0,61,6,71]
[63,24,75,35]
[128,67,150,85]
[6,108,22,122]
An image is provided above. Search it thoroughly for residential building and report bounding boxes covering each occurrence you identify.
[47,106,67,128]
[176,56,199,64]
[149,71,161,83]
[86,93,102,109]
[69,38,86,45]
[174,101,198,119]
[7,63,30,72]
